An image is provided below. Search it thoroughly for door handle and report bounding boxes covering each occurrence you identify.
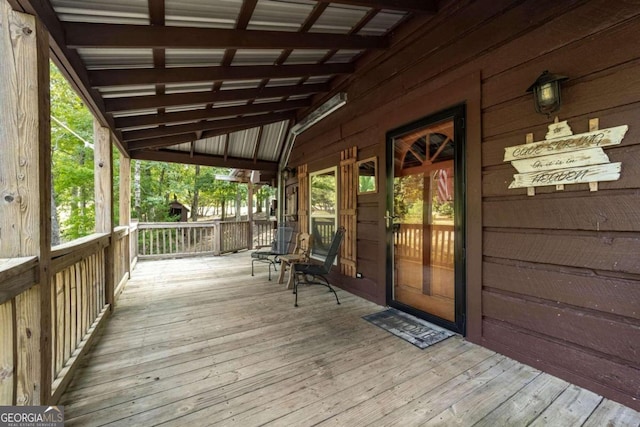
[384,211,399,228]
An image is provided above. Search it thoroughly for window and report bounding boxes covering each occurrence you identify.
[309,166,337,260]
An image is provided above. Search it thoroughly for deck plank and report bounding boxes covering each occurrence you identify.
[473,373,570,426]
[529,384,603,426]
[60,253,640,426]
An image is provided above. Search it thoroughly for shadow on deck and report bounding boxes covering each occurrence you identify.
[60,252,640,426]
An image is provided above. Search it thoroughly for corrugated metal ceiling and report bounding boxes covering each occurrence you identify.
[44,0,424,176]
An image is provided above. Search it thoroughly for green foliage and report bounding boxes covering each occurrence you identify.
[136,162,194,221]
[358,175,376,193]
[50,62,95,241]
[393,174,423,224]
[51,62,267,235]
[310,172,337,215]
[132,162,261,221]
[255,186,275,214]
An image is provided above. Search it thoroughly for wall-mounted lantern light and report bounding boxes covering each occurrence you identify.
[282,167,296,181]
[526,70,568,116]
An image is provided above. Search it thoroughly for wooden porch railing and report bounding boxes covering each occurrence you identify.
[129,220,139,270]
[253,220,276,248]
[0,256,40,405]
[137,220,256,259]
[49,234,110,401]
[113,226,130,298]
[0,232,115,405]
[0,218,275,405]
[394,223,455,268]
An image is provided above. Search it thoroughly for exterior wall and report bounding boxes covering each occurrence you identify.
[287,0,640,409]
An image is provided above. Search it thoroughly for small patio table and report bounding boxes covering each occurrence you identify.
[278,253,305,289]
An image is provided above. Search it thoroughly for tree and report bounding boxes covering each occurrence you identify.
[50,62,95,242]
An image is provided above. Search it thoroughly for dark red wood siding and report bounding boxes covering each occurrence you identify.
[288,0,640,410]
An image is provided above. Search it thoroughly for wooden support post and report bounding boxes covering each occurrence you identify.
[119,153,131,277]
[247,182,254,249]
[0,1,52,404]
[94,120,114,308]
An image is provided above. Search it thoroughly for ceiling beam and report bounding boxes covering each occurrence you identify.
[64,23,388,50]
[122,112,293,141]
[315,0,437,14]
[104,83,330,112]
[114,99,310,129]
[130,149,279,171]
[89,63,354,87]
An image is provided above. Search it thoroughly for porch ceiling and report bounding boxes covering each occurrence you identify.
[8,0,438,176]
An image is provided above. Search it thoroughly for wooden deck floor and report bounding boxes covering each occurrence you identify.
[60,252,640,426]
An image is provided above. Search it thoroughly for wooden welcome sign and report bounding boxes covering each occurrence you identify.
[504,121,627,194]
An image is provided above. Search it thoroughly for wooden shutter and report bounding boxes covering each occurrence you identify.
[339,147,357,277]
[297,164,309,234]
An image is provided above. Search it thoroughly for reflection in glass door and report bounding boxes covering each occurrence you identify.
[386,105,465,333]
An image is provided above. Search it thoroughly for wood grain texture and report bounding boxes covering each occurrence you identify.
[483,291,640,363]
[0,301,14,404]
[483,61,640,139]
[339,147,357,277]
[483,102,640,169]
[0,257,38,304]
[529,384,603,427]
[94,121,112,234]
[483,320,640,411]
[482,12,640,110]
[286,0,640,408]
[0,2,52,404]
[15,285,41,405]
[57,254,640,422]
[0,1,28,258]
[484,260,640,319]
[484,144,640,196]
[118,154,131,227]
[484,192,640,231]
[484,230,640,275]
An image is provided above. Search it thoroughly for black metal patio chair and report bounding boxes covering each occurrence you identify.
[251,226,294,280]
[292,226,345,307]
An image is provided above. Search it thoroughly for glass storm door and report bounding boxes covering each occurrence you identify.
[386,105,465,334]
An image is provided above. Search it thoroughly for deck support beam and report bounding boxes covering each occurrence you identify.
[94,120,115,308]
[119,154,132,280]
[0,0,52,404]
[247,182,254,250]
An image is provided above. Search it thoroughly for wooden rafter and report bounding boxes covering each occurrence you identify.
[114,99,310,129]
[64,23,388,50]
[200,0,258,113]
[236,0,259,29]
[122,112,293,142]
[104,83,329,112]
[253,126,265,163]
[263,2,329,98]
[148,0,166,117]
[128,133,197,151]
[89,63,354,87]
[8,0,427,164]
[315,0,436,14]
[223,134,230,162]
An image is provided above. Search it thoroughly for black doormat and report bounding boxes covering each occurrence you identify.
[363,308,454,349]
